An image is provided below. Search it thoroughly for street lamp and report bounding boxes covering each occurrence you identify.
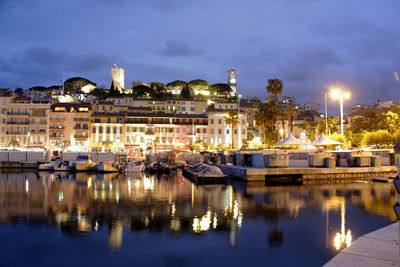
[237,93,242,150]
[330,89,351,135]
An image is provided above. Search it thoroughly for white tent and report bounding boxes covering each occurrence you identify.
[311,134,343,146]
[272,133,309,146]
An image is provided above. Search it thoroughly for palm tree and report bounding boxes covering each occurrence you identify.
[266,79,283,136]
[225,110,238,148]
[266,79,283,106]
[286,106,300,134]
[102,139,113,152]
[62,140,70,152]
[8,139,20,149]
[255,102,275,144]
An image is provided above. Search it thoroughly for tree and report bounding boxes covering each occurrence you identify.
[132,84,152,97]
[349,110,381,133]
[209,83,231,96]
[345,130,365,149]
[64,77,96,93]
[255,102,276,144]
[62,140,70,152]
[89,87,109,99]
[379,111,399,134]
[15,88,24,96]
[362,130,394,149]
[286,106,299,133]
[266,79,283,105]
[166,80,187,92]
[180,85,191,99]
[109,80,118,96]
[319,118,338,135]
[102,139,113,152]
[8,139,19,148]
[225,110,238,148]
[266,79,283,136]
[299,121,319,141]
[188,79,209,95]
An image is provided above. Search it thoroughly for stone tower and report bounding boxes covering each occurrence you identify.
[111,65,125,93]
[227,69,237,97]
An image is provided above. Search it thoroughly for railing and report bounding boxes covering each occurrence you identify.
[50,118,65,121]
[74,127,89,130]
[8,112,29,115]
[30,131,46,135]
[31,114,47,117]
[7,121,29,125]
[30,122,47,125]
[7,132,28,135]
[50,126,65,130]
[74,118,90,121]
[74,135,89,139]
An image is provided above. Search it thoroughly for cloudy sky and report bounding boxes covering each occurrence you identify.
[0,0,399,112]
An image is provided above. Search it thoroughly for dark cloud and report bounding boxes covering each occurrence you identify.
[159,40,204,57]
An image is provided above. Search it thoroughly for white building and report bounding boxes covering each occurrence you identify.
[207,108,247,148]
[304,101,320,112]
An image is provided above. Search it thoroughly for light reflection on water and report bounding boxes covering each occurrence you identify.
[0,171,397,266]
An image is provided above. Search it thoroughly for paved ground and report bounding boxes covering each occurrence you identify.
[324,223,399,267]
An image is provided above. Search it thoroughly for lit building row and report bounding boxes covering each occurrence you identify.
[0,90,248,152]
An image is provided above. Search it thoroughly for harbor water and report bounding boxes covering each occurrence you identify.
[0,170,396,266]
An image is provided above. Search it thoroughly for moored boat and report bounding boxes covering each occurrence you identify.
[74,155,97,172]
[96,161,120,173]
[182,163,226,184]
[54,161,72,172]
[122,160,145,172]
[144,161,171,174]
[38,162,58,171]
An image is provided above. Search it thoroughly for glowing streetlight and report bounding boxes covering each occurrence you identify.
[237,93,242,150]
[330,89,351,135]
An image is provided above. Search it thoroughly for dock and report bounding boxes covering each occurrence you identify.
[218,165,397,182]
[324,222,398,267]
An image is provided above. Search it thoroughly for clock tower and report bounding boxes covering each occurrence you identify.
[227,69,237,97]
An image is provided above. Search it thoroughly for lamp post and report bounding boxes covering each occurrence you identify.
[325,93,328,135]
[237,93,242,150]
[331,89,351,135]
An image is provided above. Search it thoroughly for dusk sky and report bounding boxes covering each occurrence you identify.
[0,0,399,112]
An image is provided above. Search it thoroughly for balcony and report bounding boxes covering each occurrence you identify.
[74,127,89,130]
[50,126,65,130]
[30,131,46,135]
[30,121,47,125]
[8,112,29,116]
[31,114,47,118]
[7,131,27,135]
[74,118,90,121]
[50,118,65,121]
[7,121,29,125]
[74,135,89,139]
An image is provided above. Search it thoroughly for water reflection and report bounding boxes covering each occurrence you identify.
[0,171,396,255]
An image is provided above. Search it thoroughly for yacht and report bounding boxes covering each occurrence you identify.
[122,160,145,172]
[38,162,58,171]
[74,155,97,172]
[96,161,120,173]
[54,161,72,172]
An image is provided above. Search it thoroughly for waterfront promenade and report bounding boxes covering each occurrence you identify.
[219,165,397,182]
[324,223,399,266]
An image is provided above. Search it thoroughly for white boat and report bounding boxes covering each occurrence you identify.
[96,161,120,173]
[38,162,58,171]
[54,161,72,172]
[122,160,145,172]
[74,155,97,172]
